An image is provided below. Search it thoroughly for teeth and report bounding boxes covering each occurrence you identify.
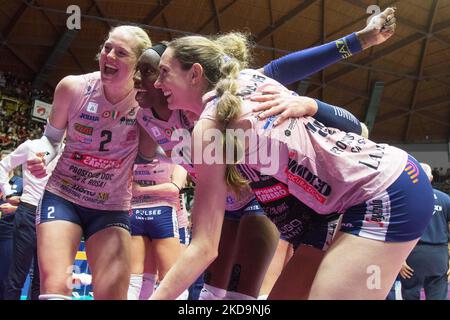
[163,91,171,97]
[105,64,118,70]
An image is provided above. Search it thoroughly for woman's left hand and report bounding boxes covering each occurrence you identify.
[251,90,318,126]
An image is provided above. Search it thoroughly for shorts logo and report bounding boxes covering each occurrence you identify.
[404,160,419,184]
[71,152,122,169]
[74,123,93,136]
[364,197,390,227]
[86,102,98,113]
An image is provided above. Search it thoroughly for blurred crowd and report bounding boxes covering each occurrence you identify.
[0,72,46,152]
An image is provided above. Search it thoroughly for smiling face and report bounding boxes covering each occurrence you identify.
[133,48,165,108]
[98,28,139,90]
[154,48,204,115]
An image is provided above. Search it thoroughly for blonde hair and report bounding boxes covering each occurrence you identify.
[97,25,152,61]
[360,122,369,139]
[419,163,433,182]
[169,33,252,193]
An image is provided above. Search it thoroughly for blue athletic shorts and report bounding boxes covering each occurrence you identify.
[178,226,190,245]
[340,155,435,242]
[37,190,130,240]
[224,198,266,220]
[130,205,179,239]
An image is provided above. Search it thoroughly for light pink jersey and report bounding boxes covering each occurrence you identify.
[177,192,189,229]
[137,107,255,211]
[46,72,140,210]
[131,154,180,209]
[199,69,408,214]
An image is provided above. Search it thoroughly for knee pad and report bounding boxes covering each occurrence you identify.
[176,289,189,300]
[128,274,143,300]
[39,294,72,300]
[224,291,257,300]
[198,284,227,300]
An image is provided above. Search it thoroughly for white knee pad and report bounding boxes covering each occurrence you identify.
[176,289,189,300]
[224,291,257,300]
[39,294,72,300]
[198,284,227,300]
[128,274,143,300]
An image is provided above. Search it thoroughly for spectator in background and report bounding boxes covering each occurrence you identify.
[400,163,450,300]
[0,150,23,300]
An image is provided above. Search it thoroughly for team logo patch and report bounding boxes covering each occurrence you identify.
[102,111,120,119]
[86,102,98,113]
[74,123,93,136]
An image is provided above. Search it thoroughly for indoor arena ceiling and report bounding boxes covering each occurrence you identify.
[0,0,449,144]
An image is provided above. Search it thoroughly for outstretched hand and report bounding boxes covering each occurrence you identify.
[357,7,397,49]
[251,90,318,127]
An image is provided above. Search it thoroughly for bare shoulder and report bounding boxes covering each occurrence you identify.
[55,74,85,95]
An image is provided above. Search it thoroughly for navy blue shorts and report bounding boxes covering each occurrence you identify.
[178,227,190,245]
[130,205,179,239]
[341,155,435,242]
[224,198,265,220]
[37,190,130,240]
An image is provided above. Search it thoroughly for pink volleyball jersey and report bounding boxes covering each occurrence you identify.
[131,154,180,209]
[46,72,140,210]
[199,69,408,214]
[137,107,255,211]
[177,192,189,229]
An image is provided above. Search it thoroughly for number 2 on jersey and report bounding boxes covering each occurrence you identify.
[99,130,112,151]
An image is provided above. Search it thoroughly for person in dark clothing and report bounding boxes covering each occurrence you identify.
[0,150,23,300]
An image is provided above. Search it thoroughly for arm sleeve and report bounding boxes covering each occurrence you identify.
[0,142,28,198]
[313,99,362,135]
[263,33,363,85]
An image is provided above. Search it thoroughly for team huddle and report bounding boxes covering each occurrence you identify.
[0,7,439,300]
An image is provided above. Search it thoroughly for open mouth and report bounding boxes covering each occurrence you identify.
[162,90,172,102]
[135,89,148,104]
[103,63,118,76]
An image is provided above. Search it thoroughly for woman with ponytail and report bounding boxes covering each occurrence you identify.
[149,30,433,300]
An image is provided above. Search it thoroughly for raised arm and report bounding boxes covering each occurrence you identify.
[257,7,396,85]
